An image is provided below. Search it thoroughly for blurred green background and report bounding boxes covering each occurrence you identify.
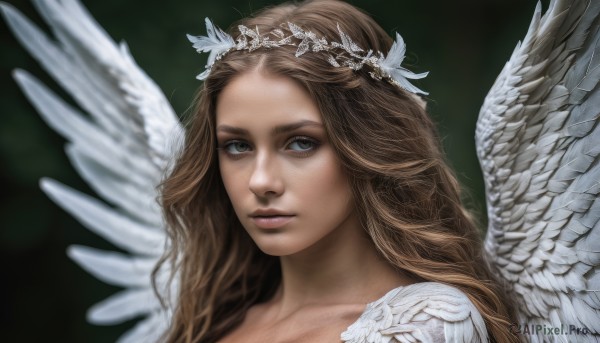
[0,0,547,341]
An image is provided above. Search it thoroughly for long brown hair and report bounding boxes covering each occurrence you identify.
[158,0,518,342]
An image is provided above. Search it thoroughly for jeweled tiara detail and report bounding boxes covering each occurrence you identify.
[187,18,428,95]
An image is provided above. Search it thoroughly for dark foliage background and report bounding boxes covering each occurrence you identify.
[1,0,547,341]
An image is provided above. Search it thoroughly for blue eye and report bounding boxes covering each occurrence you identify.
[224,141,251,154]
[287,137,318,152]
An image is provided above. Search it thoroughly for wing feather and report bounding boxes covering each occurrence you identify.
[87,288,161,324]
[116,313,171,343]
[341,283,487,343]
[41,179,164,255]
[67,245,157,288]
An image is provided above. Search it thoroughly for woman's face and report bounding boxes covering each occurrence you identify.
[216,69,358,256]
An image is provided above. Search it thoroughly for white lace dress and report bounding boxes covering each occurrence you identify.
[341,282,488,343]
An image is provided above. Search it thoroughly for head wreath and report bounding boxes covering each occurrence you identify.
[188,18,429,95]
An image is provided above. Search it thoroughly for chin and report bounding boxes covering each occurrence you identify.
[255,243,299,257]
[252,235,308,257]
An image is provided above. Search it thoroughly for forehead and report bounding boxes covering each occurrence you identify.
[215,70,322,128]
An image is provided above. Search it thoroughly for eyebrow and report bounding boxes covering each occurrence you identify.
[216,120,323,135]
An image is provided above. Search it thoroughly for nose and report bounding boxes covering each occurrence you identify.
[248,152,284,198]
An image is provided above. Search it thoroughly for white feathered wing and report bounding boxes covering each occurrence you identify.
[1,0,184,341]
[478,0,600,342]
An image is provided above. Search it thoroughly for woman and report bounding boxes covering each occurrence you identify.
[159,0,518,342]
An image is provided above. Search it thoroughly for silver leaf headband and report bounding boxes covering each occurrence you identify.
[187,18,428,95]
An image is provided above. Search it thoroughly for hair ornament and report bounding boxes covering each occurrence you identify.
[187,18,429,95]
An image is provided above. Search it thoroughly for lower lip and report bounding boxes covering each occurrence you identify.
[251,215,295,229]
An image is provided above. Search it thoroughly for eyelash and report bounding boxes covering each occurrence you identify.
[218,136,321,158]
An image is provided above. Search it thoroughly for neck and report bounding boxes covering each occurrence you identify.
[271,213,413,317]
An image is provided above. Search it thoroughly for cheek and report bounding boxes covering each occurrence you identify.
[294,152,353,216]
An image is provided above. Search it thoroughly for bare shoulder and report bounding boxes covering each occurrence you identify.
[341,282,489,343]
[219,301,366,343]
